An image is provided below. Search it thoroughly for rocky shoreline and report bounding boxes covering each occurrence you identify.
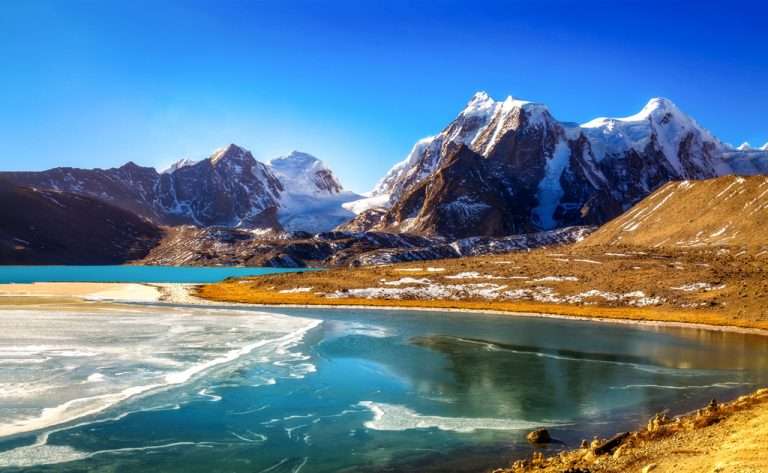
[497,389,768,473]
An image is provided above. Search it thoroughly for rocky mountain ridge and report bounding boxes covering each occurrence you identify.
[347,92,768,238]
[141,225,592,268]
[0,145,359,233]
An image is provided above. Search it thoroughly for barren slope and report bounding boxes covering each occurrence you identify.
[581,175,768,251]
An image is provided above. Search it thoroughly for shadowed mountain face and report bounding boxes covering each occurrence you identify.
[349,92,767,238]
[0,180,163,264]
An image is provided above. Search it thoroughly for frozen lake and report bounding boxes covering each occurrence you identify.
[0,304,766,472]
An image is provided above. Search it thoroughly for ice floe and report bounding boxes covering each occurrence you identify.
[357,401,561,433]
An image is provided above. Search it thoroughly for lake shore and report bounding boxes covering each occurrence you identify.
[0,282,162,302]
[498,388,768,473]
[197,246,768,332]
[3,281,768,337]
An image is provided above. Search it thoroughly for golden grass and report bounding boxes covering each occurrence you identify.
[500,388,768,473]
[581,175,768,249]
[198,245,768,332]
[199,282,761,328]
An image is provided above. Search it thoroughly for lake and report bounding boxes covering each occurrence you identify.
[0,266,308,284]
[0,303,766,472]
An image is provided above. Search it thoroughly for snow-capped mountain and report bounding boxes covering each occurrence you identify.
[0,144,356,232]
[347,92,767,238]
[157,144,284,227]
[268,151,362,232]
[270,151,343,196]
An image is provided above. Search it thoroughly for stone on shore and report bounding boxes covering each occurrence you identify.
[526,428,553,444]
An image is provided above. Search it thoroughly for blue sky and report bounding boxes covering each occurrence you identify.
[0,0,766,193]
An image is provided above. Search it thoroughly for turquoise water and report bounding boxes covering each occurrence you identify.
[0,266,308,284]
[0,304,766,472]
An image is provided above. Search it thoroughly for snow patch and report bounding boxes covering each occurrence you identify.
[278,287,313,294]
[533,140,570,230]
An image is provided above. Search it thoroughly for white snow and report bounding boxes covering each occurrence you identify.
[342,193,391,214]
[276,191,361,233]
[445,272,482,279]
[266,151,364,232]
[670,283,726,292]
[270,151,341,196]
[327,283,508,301]
[163,158,198,173]
[323,279,667,307]
[444,272,506,280]
[371,136,438,198]
[369,91,550,201]
[531,276,579,282]
[383,277,432,286]
[442,197,491,221]
[533,139,570,230]
[580,97,723,173]
[278,287,313,294]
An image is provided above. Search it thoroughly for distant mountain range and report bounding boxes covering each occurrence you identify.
[1,145,361,233]
[343,92,768,238]
[1,92,767,266]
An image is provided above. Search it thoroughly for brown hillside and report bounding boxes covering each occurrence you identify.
[0,180,163,265]
[580,175,768,252]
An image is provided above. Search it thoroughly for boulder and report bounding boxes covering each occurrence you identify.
[526,428,553,444]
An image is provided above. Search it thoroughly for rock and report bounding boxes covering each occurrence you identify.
[526,428,553,444]
[647,413,672,432]
[642,463,658,473]
[593,432,630,455]
[612,445,626,459]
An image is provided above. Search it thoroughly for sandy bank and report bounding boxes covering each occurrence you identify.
[3,282,768,338]
[0,282,161,303]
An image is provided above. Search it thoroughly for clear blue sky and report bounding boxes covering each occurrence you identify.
[1,0,766,193]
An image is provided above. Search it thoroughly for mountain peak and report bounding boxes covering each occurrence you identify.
[271,150,321,167]
[463,91,496,115]
[632,97,683,121]
[210,143,251,165]
[119,161,142,169]
[270,151,342,196]
[643,96,677,110]
[464,91,544,116]
[581,97,688,129]
[737,142,752,151]
[762,142,768,151]
[468,90,491,102]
